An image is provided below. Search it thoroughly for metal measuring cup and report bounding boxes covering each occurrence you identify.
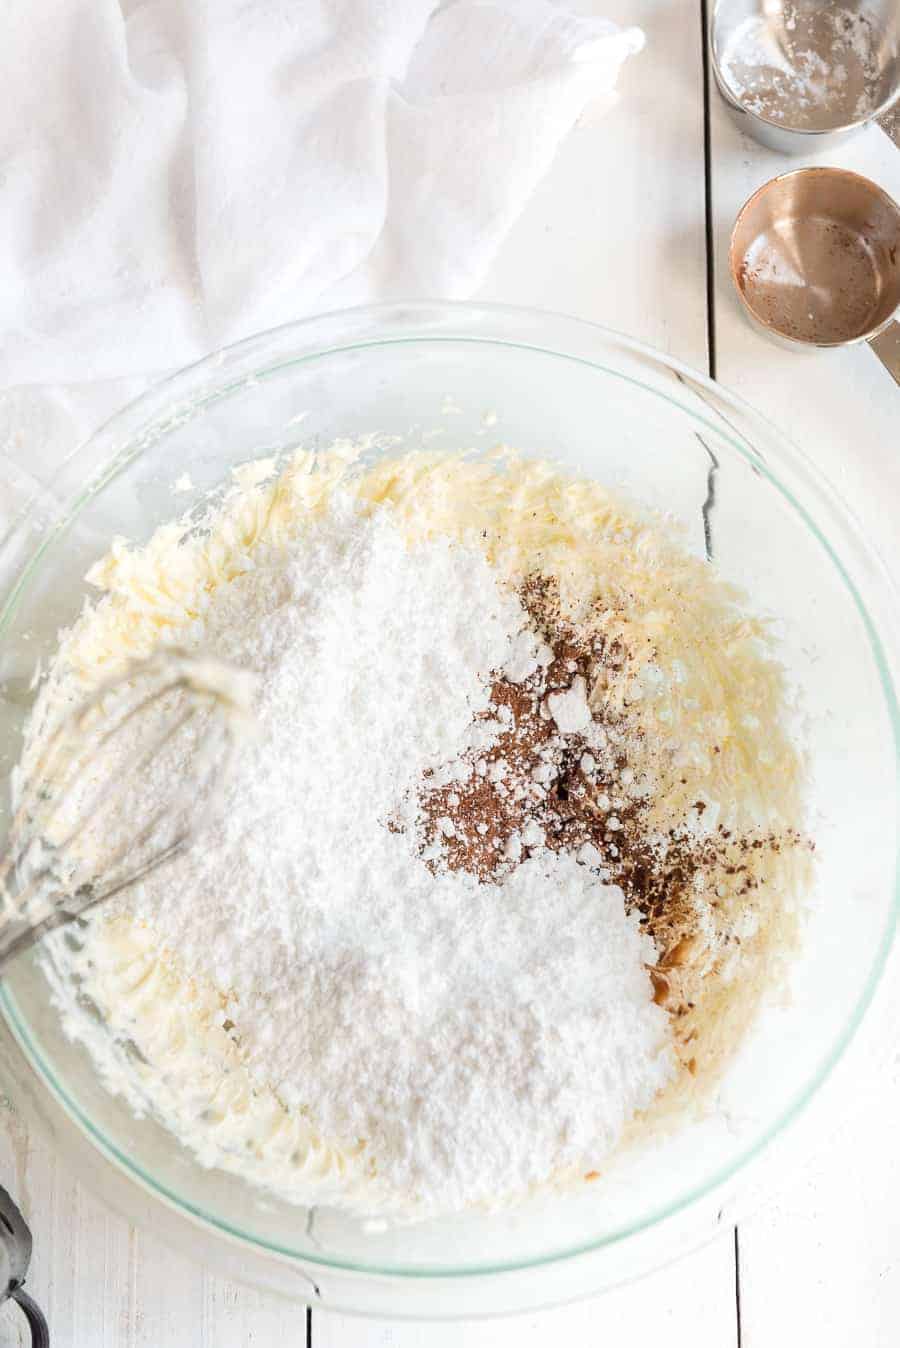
[729,167,900,383]
[710,0,900,153]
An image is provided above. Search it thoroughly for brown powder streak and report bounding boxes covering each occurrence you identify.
[404,577,807,1038]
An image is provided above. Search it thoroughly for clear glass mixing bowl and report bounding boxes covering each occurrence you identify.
[0,303,897,1317]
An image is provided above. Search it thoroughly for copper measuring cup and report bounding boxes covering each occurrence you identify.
[729,167,900,384]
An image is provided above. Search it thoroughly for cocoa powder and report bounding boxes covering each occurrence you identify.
[405,577,807,1017]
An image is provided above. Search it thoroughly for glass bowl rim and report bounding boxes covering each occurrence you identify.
[1,300,898,1280]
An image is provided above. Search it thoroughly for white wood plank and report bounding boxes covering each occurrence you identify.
[708,69,900,1348]
[315,1232,737,1348]
[478,0,711,371]
[735,950,900,1348]
[0,1299,29,1347]
[0,1101,132,1348]
[0,1095,311,1348]
[200,1270,307,1346]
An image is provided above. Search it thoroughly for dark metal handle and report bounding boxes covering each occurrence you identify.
[9,1288,50,1347]
[0,1184,48,1343]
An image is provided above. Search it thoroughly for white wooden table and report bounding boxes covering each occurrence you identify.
[2,1,899,1343]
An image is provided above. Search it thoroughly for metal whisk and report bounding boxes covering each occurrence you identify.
[0,648,255,970]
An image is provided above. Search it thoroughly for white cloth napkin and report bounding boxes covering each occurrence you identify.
[1,0,641,389]
[0,0,641,540]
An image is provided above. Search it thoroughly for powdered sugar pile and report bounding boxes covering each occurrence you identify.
[78,499,671,1211]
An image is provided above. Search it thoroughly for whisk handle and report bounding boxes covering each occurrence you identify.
[0,1182,50,1345]
[0,907,69,974]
